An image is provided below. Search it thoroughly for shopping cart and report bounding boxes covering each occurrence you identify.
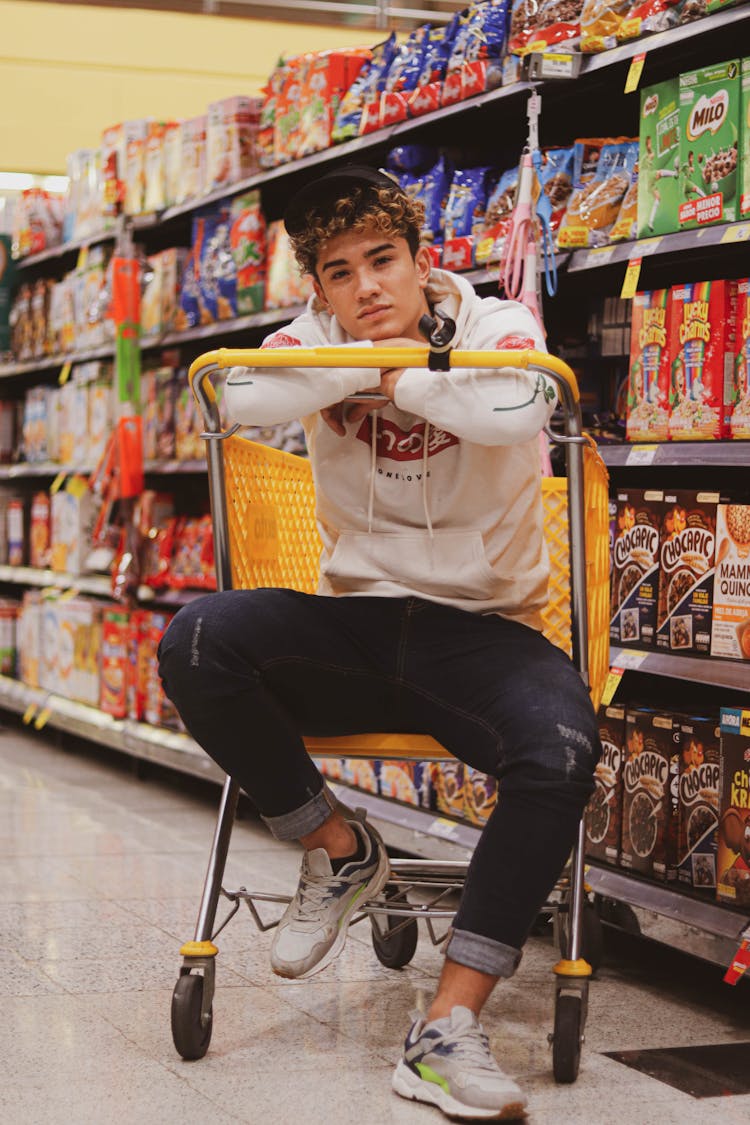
[172,343,610,1084]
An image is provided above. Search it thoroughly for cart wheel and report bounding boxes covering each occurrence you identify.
[171,972,212,1060]
[558,900,604,974]
[371,902,419,970]
[552,992,584,1084]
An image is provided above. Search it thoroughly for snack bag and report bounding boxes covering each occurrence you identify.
[298,50,369,156]
[123,120,149,216]
[230,191,267,315]
[581,0,635,51]
[333,34,397,141]
[407,18,459,117]
[259,59,287,168]
[199,212,237,322]
[265,221,314,309]
[474,166,519,265]
[380,26,431,127]
[443,1,509,106]
[537,146,576,234]
[626,290,671,443]
[443,165,495,270]
[678,60,741,230]
[402,155,452,246]
[558,140,634,249]
[163,121,182,209]
[143,121,166,213]
[519,0,585,55]
[274,58,307,164]
[178,116,207,205]
[617,0,680,43]
[207,95,261,189]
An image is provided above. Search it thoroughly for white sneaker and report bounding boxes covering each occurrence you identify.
[270,815,389,980]
[393,1006,528,1121]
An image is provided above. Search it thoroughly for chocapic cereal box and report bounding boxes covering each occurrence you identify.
[730,278,750,438]
[585,704,626,866]
[668,279,739,440]
[742,58,750,218]
[717,707,750,907]
[710,503,750,661]
[638,79,680,238]
[610,488,663,648]
[626,289,671,442]
[621,707,677,880]
[678,60,741,229]
[676,715,720,890]
[656,490,720,654]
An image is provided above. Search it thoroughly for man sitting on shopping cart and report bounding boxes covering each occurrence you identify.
[159,166,600,1122]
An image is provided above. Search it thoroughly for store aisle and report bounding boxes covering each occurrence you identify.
[2,722,749,1125]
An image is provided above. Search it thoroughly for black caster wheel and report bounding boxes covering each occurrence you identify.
[552,992,584,1084]
[558,900,604,974]
[371,892,419,970]
[171,972,213,1060]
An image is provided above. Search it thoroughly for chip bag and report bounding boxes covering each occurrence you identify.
[333,34,397,141]
[558,140,637,248]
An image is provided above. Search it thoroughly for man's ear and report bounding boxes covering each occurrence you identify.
[312,275,331,310]
[415,245,432,288]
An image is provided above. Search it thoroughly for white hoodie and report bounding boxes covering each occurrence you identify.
[225,269,557,629]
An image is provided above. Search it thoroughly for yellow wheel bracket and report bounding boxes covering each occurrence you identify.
[553,957,592,978]
[180,940,218,958]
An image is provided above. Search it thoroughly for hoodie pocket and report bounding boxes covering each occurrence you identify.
[323,529,516,602]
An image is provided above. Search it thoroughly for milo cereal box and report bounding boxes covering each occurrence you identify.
[741,58,750,218]
[621,708,677,880]
[656,490,720,654]
[638,79,680,238]
[730,278,750,438]
[668,279,739,440]
[626,290,671,442]
[678,60,741,229]
[584,704,625,865]
[717,707,750,907]
[610,489,663,648]
[710,504,750,661]
[676,715,720,890]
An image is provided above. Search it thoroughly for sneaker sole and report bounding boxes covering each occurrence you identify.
[392,1060,527,1121]
[272,842,391,981]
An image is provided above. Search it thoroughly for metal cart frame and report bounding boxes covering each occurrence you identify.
[171,344,610,1083]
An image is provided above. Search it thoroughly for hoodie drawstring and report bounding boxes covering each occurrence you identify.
[422,422,434,539]
[367,412,434,539]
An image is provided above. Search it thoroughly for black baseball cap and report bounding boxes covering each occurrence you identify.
[283,165,405,238]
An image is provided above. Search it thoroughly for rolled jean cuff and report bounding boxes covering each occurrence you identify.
[445,928,522,979]
[261,784,336,842]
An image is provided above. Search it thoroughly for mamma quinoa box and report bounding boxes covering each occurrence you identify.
[638,79,680,238]
[678,59,741,229]
[668,279,739,441]
[656,490,720,654]
[710,504,750,661]
[626,290,671,442]
[717,707,750,907]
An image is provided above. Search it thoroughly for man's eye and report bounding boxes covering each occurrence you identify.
[374,255,392,267]
[330,270,349,281]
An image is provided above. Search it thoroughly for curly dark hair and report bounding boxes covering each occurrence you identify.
[289,185,426,277]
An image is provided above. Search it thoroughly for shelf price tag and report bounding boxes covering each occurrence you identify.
[621,256,642,300]
[58,361,72,386]
[34,707,52,730]
[721,222,750,245]
[22,703,37,725]
[50,472,66,495]
[601,667,624,707]
[626,443,658,466]
[624,52,646,94]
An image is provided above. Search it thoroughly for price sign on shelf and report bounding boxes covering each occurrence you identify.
[721,223,750,245]
[624,52,646,94]
[601,668,624,707]
[626,444,658,466]
[621,256,642,300]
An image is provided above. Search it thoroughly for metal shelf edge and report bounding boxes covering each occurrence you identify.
[609,646,750,691]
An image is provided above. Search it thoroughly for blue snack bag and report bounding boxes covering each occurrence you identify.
[333,34,397,141]
[444,166,495,240]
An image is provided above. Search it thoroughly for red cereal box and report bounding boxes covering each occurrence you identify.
[668,279,739,440]
[730,278,750,439]
[100,607,129,718]
[626,290,671,443]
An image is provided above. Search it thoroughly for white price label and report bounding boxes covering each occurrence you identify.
[626,444,658,466]
[615,649,648,670]
[428,818,460,841]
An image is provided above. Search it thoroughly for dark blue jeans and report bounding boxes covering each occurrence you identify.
[158,590,600,978]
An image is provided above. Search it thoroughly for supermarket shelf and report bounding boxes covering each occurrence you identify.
[568,220,750,274]
[599,442,750,468]
[0,564,213,607]
[0,673,222,784]
[144,458,206,474]
[140,304,307,350]
[0,346,114,380]
[586,863,749,969]
[0,458,206,479]
[13,228,116,270]
[610,645,750,693]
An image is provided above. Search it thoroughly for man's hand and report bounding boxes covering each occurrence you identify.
[320,338,422,436]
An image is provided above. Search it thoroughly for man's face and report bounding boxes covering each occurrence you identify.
[312,223,432,341]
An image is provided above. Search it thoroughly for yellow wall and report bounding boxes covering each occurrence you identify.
[1,1,373,174]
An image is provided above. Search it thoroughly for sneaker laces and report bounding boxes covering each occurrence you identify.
[287,866,349,930]
[438,1024,498,1073]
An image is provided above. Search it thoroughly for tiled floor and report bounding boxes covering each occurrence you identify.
[2,721,749,1125]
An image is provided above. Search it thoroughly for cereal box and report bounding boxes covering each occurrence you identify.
[50,475,95,575]
[676,716,720,890]
[7,497,26,567]
[0,597,18,676]
[656,490,720,654]
[432,761,465,818]
[379,761,431,806]
[678,60,741,229]
[730,277,750,438]
[59,597,102,707]
[638,79,680,238]
[206,96,261,191]
[17,590,41,687]
[717,707,750,907]
[668,279,738,440]
[585,704,625,865]
[625,290,671,442]
[710,504,750,661]
[464,768,497,827]
[100,607,130,718]
[178,116,207,205]
[340,759,380,795]
[621,708,677,880]
[742,58,750,218]
[610,489,663,648]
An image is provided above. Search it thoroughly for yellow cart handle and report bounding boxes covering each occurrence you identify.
[188,346,579,405]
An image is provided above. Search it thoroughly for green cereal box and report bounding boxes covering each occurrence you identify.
[638,79,680,238]
[678,60,741,230]
[742,58,750,218]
